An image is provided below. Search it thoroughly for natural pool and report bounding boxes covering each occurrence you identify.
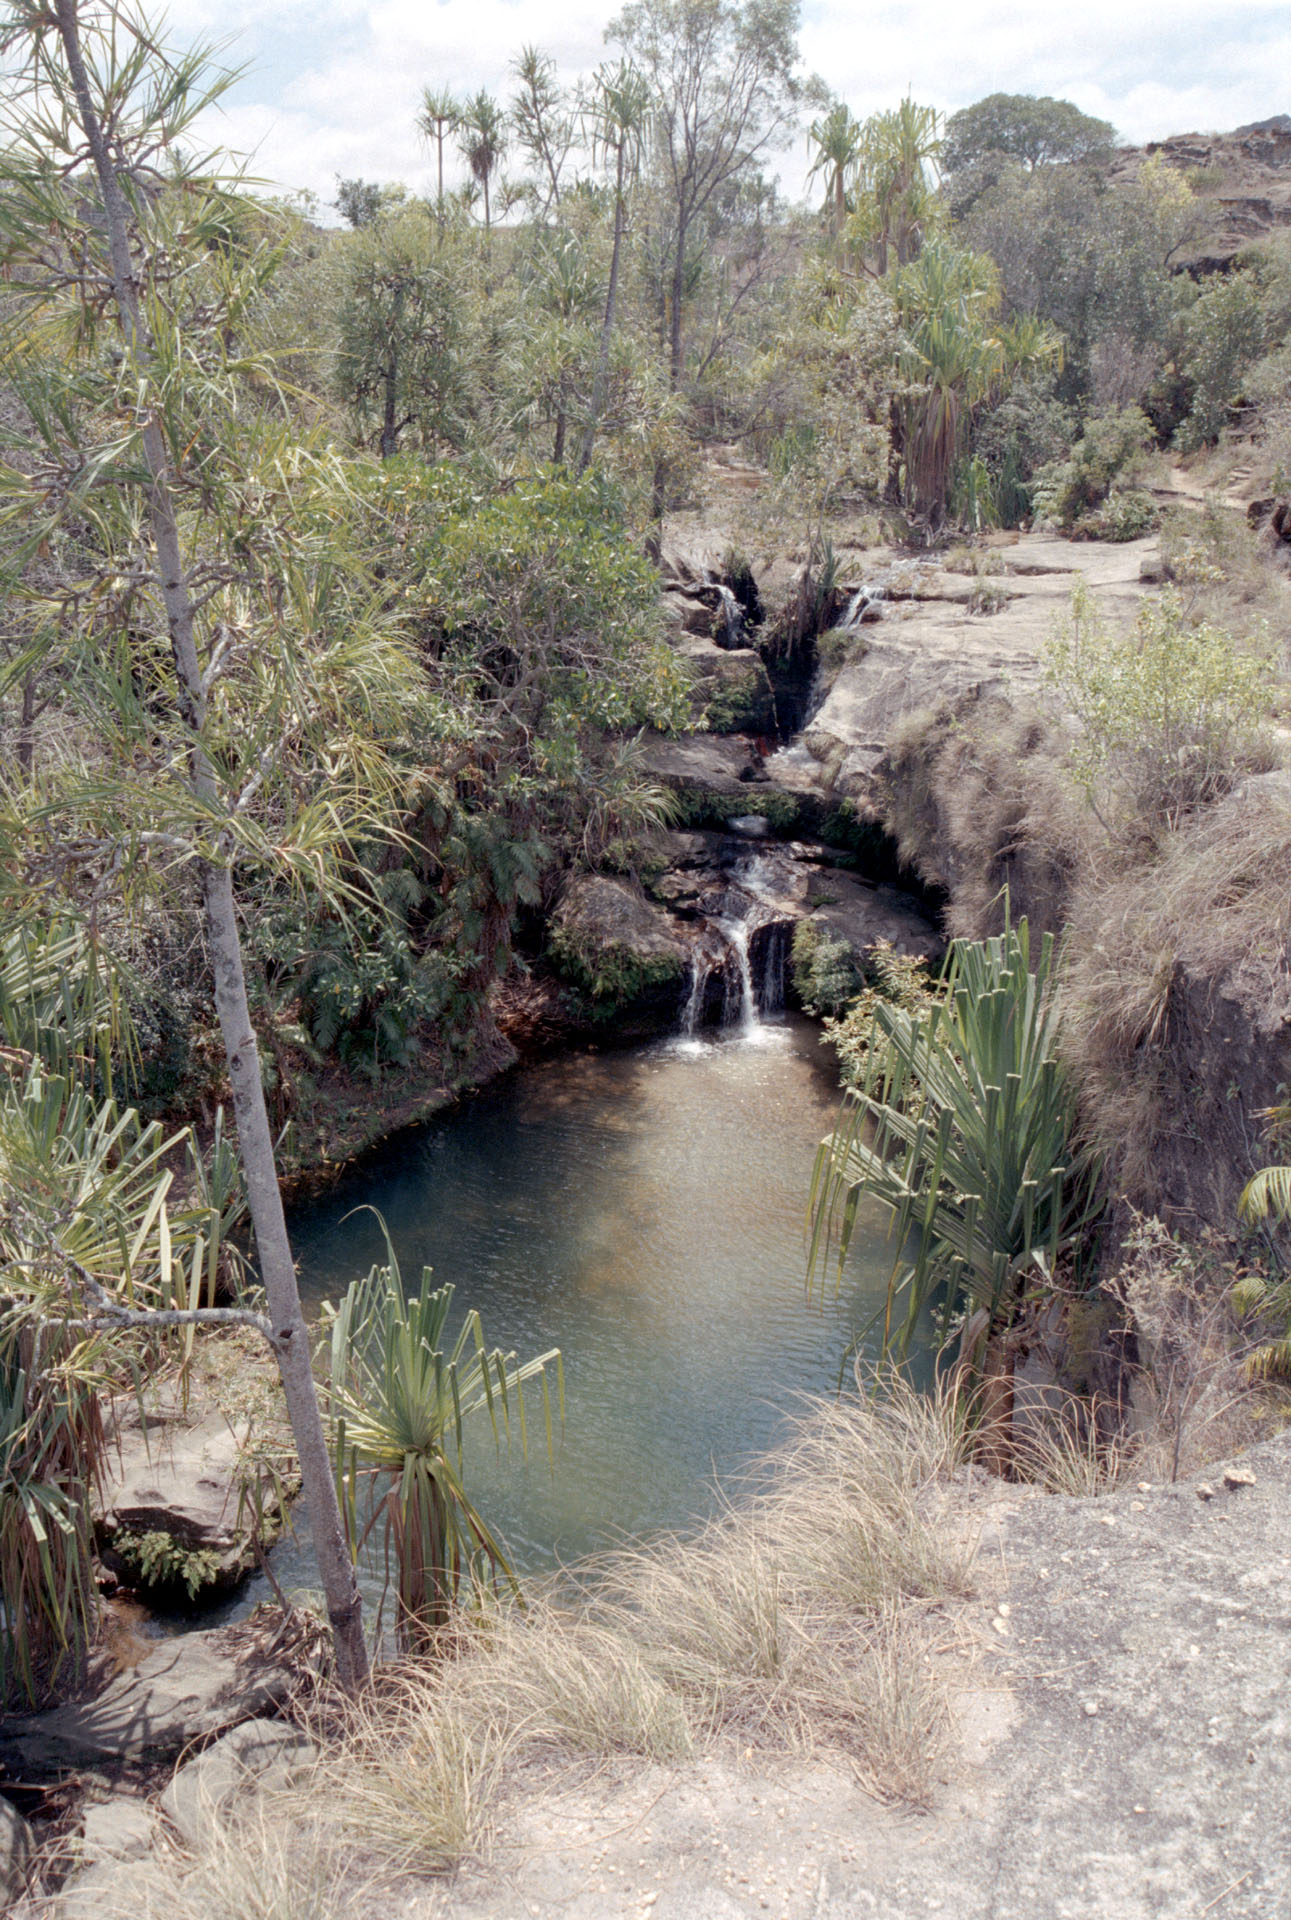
[275,1012,899,1581]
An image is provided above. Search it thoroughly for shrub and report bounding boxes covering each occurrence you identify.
[1031,406,1154,534]
[1044,581,1278,831]
[809,923,1100,1409]
[790,920,859,1016]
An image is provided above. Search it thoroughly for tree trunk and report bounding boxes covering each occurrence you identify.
[17,670,35,780]
[975,1334,1016,1479]
[200,864,368,1687]
[669,213,687,389]
[54,0,370,1692]
[576,150,626,476]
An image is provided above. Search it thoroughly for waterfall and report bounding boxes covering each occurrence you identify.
[754,922,788,1016]
[718,919,758,1035]
[675,856,793,1043]
[679,953,710,1037]
[713,582,746,649]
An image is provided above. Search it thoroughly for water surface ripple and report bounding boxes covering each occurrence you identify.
[285,1015,896,1573]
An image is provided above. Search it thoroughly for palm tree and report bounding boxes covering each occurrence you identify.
[576,60,650,474]
[457,90,507,232]
[853,97,942,274]
[324,1241,562,1648]
[417,86,460,235]
[889,240,1061,524]
[809,922,1098,1468]
[806,102,863,248]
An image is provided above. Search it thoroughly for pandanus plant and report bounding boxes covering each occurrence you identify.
[809,922,1099,1468]
[324,1238,562,1649]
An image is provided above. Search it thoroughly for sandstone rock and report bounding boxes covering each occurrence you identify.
[803,869,942,967]
[97,1369,292,1599]
[0,1794,34,1906]
[638,732,762,797]
[0,1620,300,1773]
[161,1718,317,1847]
[81,1795,159,1863]
[1223,1467,1257,1490]
[806,535,1154,797]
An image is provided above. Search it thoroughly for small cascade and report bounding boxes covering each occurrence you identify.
[712,581,746,650]
[679,951,711,1037]
[752,921,788,1016]
[718,918,758,1035]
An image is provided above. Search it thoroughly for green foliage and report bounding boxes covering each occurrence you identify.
[809,923,1098,1370]
[1044,582,1278,830]
[959,156,1195,407]
[1031,406,1154,532]
[943,94,1115,176]
[890,241,1062,523]
[845,97,944,276]
[112,1528,222,1601]
[0,1343,101,1705]
[789,920,859,1017]
[1175,267,1269,450]
[323,1235,562,1647]
[335,209,472,458]
[667,787,804,836]
[1235,1168,1291,1378]
[820,940,938,1084]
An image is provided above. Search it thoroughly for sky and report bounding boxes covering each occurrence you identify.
[163,0,1291,216]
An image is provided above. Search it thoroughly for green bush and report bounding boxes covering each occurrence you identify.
[809,923,1099,1385]
[1067,488,1158,542]
[1032,406,1154,534]
[790,921,859,1017]
[1045,582,1278,830]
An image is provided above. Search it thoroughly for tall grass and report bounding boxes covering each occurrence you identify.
[60,1381,976,1918]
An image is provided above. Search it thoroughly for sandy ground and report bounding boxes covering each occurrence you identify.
[399,1434,1291,1920]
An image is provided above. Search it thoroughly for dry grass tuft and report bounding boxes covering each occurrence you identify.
[879,691,1097,941]
[72,1380,976,1919]
[1061,777,1291,1215]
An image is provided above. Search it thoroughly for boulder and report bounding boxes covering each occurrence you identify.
[638,731,763,796]
[80,1795,159,1863]
[161,1717,317,1847]
[0,1619,301,1774]
[97,1365,294,1601]
[550,875,690,1011]
[803,870,943,967]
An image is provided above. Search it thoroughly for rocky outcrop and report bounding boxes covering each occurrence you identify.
[0,1797,34,1908]
[0,1618,302,1774]
[804,536,1154,798]
[97,1378,295,1601]
[1061,770,1291,1226]
[1124,120,1291,272]
[160,1717,317,1847]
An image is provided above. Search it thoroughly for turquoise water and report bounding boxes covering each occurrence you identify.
[277,1014,898,1579]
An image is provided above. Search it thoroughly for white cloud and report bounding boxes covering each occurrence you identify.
[174,0,1291,209]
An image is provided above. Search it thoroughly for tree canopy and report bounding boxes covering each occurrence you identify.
[943,93,1116,175]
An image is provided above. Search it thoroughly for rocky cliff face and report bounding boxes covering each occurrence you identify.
[1116,117,1291,272]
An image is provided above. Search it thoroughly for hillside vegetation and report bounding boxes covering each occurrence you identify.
[5,5,1291,1902]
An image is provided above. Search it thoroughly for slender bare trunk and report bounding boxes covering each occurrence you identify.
[17,670,35,780]
[54,0,370,1691]
[576,147,626,476]
[669,214,687,389]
